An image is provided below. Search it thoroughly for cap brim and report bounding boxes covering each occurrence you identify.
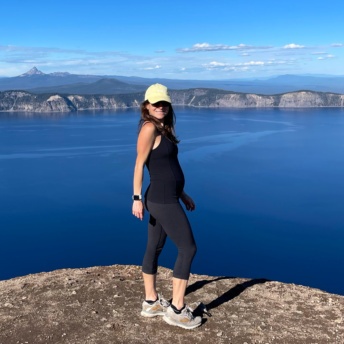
[147,95,171,104]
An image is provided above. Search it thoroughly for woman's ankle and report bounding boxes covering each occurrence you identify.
[145,293,158,302]
[171,300,185,311]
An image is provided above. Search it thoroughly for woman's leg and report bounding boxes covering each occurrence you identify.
[142,272,157,301]
[172,277,188,310]
[142,213,167,300]
[146,201,197,308]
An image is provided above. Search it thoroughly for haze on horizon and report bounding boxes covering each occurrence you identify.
[1,0,344,80]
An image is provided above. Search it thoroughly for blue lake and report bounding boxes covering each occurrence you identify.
[1,108,344,295]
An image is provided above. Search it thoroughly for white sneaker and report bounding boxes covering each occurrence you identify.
[163,305,202,329]
[140,294,170,318]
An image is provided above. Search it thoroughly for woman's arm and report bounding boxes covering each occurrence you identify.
[180,190,196,211]
[132,122,156,220]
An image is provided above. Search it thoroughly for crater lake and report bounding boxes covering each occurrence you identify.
[1,107,343,295]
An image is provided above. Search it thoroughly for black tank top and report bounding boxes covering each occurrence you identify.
[145,135,185,204]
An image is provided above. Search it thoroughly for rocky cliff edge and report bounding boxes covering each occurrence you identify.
[0,265,343,344]
[1,90,344,112]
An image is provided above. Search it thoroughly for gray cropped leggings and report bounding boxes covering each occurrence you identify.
[142,200,197,280]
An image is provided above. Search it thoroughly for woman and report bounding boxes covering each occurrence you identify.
[132,84,201,329]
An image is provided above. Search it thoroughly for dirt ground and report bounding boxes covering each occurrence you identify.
[0,264,343,344]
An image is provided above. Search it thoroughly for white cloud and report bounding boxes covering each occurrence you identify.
[331,43,343,47]
[242,61,265,66]
[317,54,335,60]
[283,44,305,49]
[143,65,161,70]
[178,43,272,53]
[208,61,227,67]
[202,58,297,74]
[0,41,342,79]
[0,45,86,55]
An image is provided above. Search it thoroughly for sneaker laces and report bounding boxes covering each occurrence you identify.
[181,306,195,320]
[158,295,170,308]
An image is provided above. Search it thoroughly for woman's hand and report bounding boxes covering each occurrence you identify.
[181,192,195,211]
[132,200,144,220]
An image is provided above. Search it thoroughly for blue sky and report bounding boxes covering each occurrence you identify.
[1,0,344,79]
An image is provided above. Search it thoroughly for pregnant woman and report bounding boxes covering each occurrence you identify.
[132,84,201,329]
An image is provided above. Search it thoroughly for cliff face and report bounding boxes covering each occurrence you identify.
[0,265,343,344]
[0,91,139,112]
[1,89,344,112]
[278,91,344,107]
[170,89,344,108]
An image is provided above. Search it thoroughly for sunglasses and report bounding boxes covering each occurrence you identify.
[151,101,170,107]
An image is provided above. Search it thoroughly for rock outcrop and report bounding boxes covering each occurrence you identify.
[1,89,344,112]
[0,265,343,344]
[0,91,136,112]
[170,89,344,108]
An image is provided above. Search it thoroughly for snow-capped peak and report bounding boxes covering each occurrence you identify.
[20,67,45,77]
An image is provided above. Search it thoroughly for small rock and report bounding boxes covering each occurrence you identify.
[328,298,333,305]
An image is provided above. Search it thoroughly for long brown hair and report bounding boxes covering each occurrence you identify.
[138,100,179,144]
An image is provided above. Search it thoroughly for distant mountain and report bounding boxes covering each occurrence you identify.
[19,67,45,76]
[258,74,344,94]
[30,78,147,95]
[94,74,344,94]
[0,67,104,91]
[1,67,344,94]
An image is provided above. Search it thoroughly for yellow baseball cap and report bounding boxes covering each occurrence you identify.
[144,83,171,104]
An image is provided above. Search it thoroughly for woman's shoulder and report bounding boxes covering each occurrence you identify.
[139,121,158,137]
[141,121,155,129]
[141,121,158,131]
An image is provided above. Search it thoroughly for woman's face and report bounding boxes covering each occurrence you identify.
[146,101,170,121]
